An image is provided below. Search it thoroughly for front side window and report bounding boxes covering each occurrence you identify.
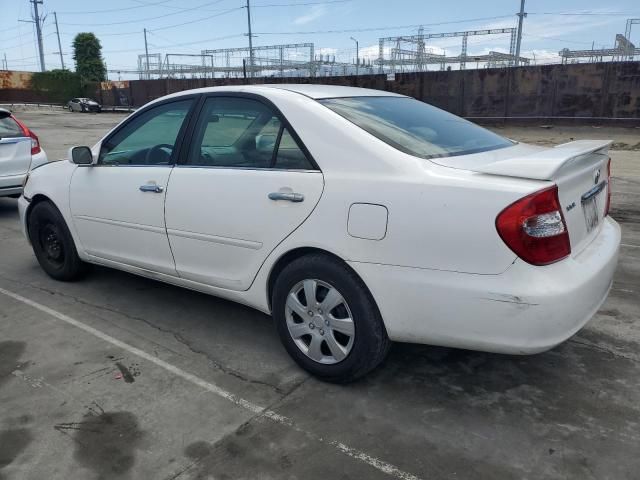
[186,97,313,170]
[99,99,193,166]
[319,96,513,160]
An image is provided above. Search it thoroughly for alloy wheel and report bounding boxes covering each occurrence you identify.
[285,279,355,364]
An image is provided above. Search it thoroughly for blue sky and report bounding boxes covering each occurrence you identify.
[1,0,639,77]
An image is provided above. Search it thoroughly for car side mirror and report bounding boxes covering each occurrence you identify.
[70,146,94,165]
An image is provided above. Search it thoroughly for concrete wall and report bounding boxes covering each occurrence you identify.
[3,62,639,122]
[393,62,640,120]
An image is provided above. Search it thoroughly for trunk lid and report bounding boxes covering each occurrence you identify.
[458,140,612,257]
[0,136,32,178]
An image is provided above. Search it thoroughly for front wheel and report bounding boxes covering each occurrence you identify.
[28,201,89,281]
[272,254,390,383]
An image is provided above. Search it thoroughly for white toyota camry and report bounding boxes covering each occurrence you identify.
[18,85,621,382]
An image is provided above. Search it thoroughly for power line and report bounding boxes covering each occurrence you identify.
[523,33,595,46]
[151,7,243,32]
[252,0,351,7]
[254,15,514,35]
[56,0,173,15]
[58,30,143,37]
[58,0,235,26]
[528,11,640,16]
[148,33,245,49]
[129,0,235,13]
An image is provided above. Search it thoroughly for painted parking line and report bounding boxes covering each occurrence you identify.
[0,286,422,480]
[621,243,640,249]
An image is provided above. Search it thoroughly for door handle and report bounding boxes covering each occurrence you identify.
[139,184,164,193]
[268,192,304,202]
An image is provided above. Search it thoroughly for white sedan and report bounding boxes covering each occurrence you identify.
[1,108,48,197]
[18,85,620,382]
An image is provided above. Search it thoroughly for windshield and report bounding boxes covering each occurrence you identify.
[319,96,513,160]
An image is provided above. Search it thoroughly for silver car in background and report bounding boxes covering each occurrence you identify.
[66,98,102,113]
[0,108,48,197]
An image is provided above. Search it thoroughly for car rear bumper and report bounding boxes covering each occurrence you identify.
[348,217,621,354]
[0,173,25,197]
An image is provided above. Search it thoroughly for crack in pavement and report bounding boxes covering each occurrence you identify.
[165,375,311,480]
[568,337,639,363]
[0,274,294,395]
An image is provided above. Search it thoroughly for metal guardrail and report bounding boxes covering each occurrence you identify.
[0,102,64,111]
[0,102,136,113]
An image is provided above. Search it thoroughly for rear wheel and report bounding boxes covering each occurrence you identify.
[272,254,390,383]
[28,201,88,281]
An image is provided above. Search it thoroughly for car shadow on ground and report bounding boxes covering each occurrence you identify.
[0,198,19,220]
[61,262,640,415]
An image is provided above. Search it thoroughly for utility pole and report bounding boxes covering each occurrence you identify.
[2,53,6,70]
[350,36,359,76]
[53,12,65,69]
[245,0,254,78]
[30,0,46,72]
[144,28,150,79]
[514,0,526,67]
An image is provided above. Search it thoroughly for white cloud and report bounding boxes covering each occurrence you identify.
[317,47,337,56]
[358,44,383,61]
[293,5,327,25]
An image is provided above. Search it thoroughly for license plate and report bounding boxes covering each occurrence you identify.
[582,196,599,233]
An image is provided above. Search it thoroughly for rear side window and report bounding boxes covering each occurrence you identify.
[319,97,513,160]
[186,96,313,170]
[0,117,23,139]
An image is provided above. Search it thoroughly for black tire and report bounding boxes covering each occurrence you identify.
[28,201,89,281]
[272,253,390,383]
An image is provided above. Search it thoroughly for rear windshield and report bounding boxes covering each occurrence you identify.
[319,96,513,160]
[0,117,23,139]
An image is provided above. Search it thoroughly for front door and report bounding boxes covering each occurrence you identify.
[165,95,324,291]
[69,98,194,275]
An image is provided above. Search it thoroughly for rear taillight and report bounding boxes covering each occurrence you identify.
[12,115,41,155]
[604,157,611,217]
[496,185,571,266]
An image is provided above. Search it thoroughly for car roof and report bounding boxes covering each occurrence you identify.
[160,84,406,102]
[259,84,406,99]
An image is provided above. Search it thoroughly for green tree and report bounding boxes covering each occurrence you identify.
[30,69,83,104]
[72,32,106,83]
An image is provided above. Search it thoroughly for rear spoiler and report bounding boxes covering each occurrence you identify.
[473,140,612,181]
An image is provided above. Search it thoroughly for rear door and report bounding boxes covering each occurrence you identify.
[0,115,31,181]
[165,94,324,291]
